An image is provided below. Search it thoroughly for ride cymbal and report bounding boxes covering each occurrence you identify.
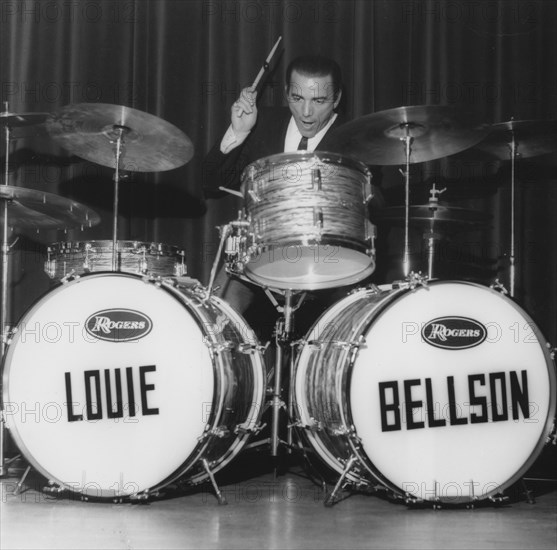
[375,204,490,227]
[0,111,49,128]
[46,103,194,172]
[0,185,100,230]
[474,119,557,160]
[328,105,490,165]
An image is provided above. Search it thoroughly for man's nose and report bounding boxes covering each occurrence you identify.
[302,100,313,117]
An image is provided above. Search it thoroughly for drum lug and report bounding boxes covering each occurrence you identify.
[310,168,322,190]
[365,220,376,245]
[204,341,235,353]
[234,421,266,436]
[363,175,373,204]
[303,339,321,350]
[289,417,323,432]
[329,425,349,437]
[174,251,187,277]
[404,494,425,507]
[208,425,231,438]
[330,424,362,447]
[488,493,510,505]
[490,278,509,295]
[347,286,368,296]
[313,206,324,231]
[43,480,65,495]
[237,343,264,355]
[358,283,381,295]
[392,271,429,290]
[197,425,230,442]
[248,189,260,203]
[61,271,79,284]
[129,490,155,503]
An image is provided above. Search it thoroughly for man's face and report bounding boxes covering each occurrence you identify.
[286,70,341,138]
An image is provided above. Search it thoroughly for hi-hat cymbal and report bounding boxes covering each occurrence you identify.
[0,111,49,128]
[474,119,557,160]
[0,185,101,230]
[376,204,490,228]
[46,103,194,172]
[328,105,490,165]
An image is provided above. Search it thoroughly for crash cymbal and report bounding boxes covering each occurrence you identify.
[328,105,490,165]
[46,103,194,172]
[474,119,557,160]
[375,204,490,227]
[0,111,49,128]
[0,185,100,230]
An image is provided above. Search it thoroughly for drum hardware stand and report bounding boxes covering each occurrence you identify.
[1,104,16,478]
[505,125,519,298]
[262,288,306,470]
[323,455,360,507]
[201,458,227,505]
[398,126,414,277]
[422,184,446,279]
[106,125,130,272]
[391,271,429,291]
[205,222,232,300]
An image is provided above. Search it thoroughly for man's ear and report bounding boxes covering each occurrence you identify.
[333,89,342,110]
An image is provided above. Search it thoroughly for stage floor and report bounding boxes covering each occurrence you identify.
[1,450,556,550]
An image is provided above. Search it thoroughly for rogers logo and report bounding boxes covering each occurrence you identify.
[85,309,153,342]
[422,317,487,350]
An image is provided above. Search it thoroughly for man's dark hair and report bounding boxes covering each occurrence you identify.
[285,55,342,100]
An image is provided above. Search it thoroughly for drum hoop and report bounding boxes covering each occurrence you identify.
[349,281,557,500]
[48,240,184,254]
[241,150,371,181]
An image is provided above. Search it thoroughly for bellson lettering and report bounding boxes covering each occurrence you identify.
[65,365,159,421]
[379,370,529,432]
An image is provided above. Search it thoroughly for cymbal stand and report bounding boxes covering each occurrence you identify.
[107,126,128,272]
[399,126,414,277]
[507,130,518,298]
[1,104,11,358]
[1,104,13,476]
[263,288,306,467]
[424,184,446,279]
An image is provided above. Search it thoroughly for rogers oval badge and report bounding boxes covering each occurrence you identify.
[85,309,153,342]
[421,317,487,350]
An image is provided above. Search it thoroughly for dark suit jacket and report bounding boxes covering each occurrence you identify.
[202,106,348,199]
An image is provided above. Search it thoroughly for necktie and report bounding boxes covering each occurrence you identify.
[297,136,308,150]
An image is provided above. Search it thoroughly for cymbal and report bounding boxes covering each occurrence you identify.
[0,111,49,128]
[375,204,490,227]
[0,185,101,230]
[328,105,490,165]
[46,103,194,172]
[474,119,557,160]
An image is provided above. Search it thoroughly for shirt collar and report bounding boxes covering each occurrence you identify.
[284,113,338,152]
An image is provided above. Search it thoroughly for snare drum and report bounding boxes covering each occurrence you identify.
[228,152,376,290]
[2,273,265,499]
[45,240,186,280]
[294,281,556,504]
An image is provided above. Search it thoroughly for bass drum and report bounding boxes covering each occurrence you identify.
[294,281,556,504]
[2,273,265,500]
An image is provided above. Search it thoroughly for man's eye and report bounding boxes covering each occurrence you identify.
[315,99,326,105]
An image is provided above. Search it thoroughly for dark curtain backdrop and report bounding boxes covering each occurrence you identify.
[1,0,556,343]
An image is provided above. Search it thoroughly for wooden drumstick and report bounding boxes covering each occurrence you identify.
[251,36,282,91]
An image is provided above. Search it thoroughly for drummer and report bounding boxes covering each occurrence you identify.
[202,54,382,334]
[203,54,346,198]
